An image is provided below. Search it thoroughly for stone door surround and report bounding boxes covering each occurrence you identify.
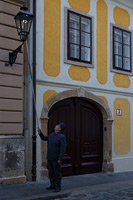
[40,88,114,178]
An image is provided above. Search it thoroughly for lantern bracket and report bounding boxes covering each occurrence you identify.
[9,42,24,67]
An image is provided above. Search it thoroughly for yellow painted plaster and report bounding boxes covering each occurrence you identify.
[43,0,60,77]
[68,0,90,13]
[114,98,130,155]
[114,6,130,28]
[43,90,57,105]
[98,96,108,104]
[97,0,108,85]
[68,65,90,82]
[113,74,130,88]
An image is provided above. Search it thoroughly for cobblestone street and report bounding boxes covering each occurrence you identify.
[55,180,133,200]
[1,172,133,200]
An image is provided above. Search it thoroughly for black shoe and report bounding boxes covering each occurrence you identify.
[54,187,61,192]
[46,186,55,190]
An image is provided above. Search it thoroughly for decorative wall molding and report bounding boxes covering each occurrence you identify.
[111,0,133,9]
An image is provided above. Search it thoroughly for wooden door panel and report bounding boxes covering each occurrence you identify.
[48,98,75,176]
[81,162,101,174]
[76,98,103,174]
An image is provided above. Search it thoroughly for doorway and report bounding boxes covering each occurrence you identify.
[48,97,103,176]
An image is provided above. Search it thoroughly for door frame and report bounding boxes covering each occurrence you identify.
[40,88,114,179]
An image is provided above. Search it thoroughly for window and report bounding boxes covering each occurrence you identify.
[113,27,131,72]
[64,8,94,68]
[111,24,133,75]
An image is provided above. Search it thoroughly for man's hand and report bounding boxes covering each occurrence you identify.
[58,160,62,165]
[38,128,42,135]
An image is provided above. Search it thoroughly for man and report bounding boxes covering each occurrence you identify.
[38,122,66,192]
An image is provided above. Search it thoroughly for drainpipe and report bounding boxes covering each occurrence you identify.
[31,0,37,181]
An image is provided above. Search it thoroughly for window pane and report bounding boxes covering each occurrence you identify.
[81,47,90,61]
[69,13,79,29]
[114,42,122,55]
[123,32,130,45]
[69,28,80,44]
[81,32,90,47]
[123,45,130,57]
[115,55,122,68]
[123,58,130,70]
[70,44,79,59]
[81,17,90,32]
[114,28,122,42]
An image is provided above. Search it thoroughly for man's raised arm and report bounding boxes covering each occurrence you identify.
[38,128,48,141]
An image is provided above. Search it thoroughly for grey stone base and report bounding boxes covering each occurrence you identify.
[102,162,114,173]
[40,168,49,180]
[0,175,26,185]
[0,136,26,185]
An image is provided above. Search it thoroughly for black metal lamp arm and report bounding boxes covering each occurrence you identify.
[9,42,24,66]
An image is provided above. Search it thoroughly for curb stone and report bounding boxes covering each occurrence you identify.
[9,191,72,200]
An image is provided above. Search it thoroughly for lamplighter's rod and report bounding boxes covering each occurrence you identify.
[23,0,27,7]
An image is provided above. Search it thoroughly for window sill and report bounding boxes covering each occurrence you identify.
[111,68,133,76]
[64,59,94,68]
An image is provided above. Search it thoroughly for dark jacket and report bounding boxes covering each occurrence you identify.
[40,132,66,161]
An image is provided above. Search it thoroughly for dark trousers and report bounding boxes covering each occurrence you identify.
[48,160,62,189]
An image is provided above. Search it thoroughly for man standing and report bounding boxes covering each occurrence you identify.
[38,122,66,192]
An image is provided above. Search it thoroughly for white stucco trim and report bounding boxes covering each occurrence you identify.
[111,0,133,9]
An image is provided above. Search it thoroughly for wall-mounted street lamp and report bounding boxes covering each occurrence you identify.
[9,6,33,66]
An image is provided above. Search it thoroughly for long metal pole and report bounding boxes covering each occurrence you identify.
[26,0,38,181]
[32,0,37,181]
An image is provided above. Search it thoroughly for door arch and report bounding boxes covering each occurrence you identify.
[40,88,114,178]
[48,97,103,176]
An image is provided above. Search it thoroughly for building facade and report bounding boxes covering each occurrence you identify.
[0,0,36,185]
[36,0,133,180]
[0,0,133,185]
[0,0,26,184]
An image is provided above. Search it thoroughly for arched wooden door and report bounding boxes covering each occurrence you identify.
[48,97,103,176]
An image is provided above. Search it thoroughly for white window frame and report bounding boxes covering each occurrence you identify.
[110,23,133,75]
[64,7,94,68]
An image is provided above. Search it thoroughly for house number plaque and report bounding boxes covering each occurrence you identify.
[116,109,122,116]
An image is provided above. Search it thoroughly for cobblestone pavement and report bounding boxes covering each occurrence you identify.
[55,180,133,200]
[1,172,133,200]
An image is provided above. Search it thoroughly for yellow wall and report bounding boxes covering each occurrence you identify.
[98,96,108,104]
[113,74,130,88]
[113,7,130,88]
[68,65,90,82]
[68,0,90,13]
[43,90,57,105]
[97,0,108,85]
[113,8,131,156]
[114,98,130,155]
[43,0,60,77]
[114,6,130,28]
